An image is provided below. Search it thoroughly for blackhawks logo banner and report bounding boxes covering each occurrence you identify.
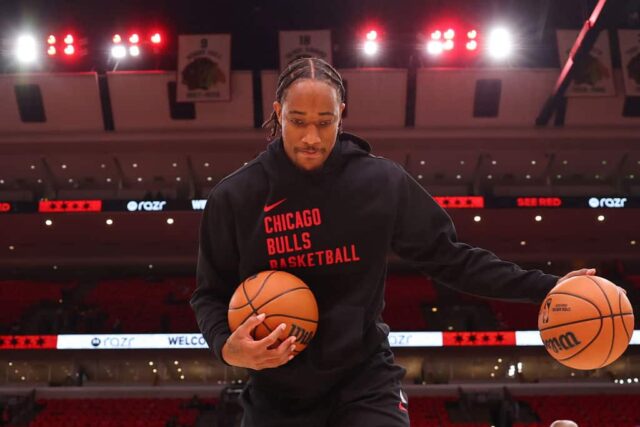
[177,34,231,102]
[556,30,615,96]
[618,30,640,96]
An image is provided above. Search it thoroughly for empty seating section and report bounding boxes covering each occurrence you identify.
[408,397,450,426]
[0,281,75,331]
[2,273,638,333]
[19,396,489,427]
[28,398,204,427]
[14,395,640,427]
[383,274,437,330]
[408,397,490,427]
[488,300,540,330]
[85,278,197,333]
[513,395,640,427]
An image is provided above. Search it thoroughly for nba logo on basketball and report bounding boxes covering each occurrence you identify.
[542,298,552,324]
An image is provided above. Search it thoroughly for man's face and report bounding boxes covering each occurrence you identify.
[274,79,345,172]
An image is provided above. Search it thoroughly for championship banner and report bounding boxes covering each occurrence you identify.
[556,30,615,96]
[618,30,640,96]
[279,30,332,70]
[177,34,231,102]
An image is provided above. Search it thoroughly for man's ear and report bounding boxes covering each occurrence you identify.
[273,101,283,124]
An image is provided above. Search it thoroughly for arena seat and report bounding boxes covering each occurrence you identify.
[85,277,197,333]
[488,300,539,330]
[0,281,76,332]
[516,394,640,427]
[28,398,204,427]
[383,274,437,331]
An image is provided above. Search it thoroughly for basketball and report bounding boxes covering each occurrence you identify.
[538,275,634,370]
[228,270,319,354]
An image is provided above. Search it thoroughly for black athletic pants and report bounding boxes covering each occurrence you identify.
[239,348,410,427]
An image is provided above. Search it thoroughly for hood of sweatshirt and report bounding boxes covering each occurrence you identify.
[261,132,371,186]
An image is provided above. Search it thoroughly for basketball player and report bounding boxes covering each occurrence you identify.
[191,57,599,426]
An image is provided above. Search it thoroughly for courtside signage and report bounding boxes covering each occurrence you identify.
[56,334,209,350]
[0,331,635,350]
[3,197,640,214]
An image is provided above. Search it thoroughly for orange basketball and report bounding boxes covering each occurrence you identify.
[228,270,318,354]
[538,275,634,370]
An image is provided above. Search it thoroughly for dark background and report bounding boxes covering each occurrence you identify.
[1,0,639,70]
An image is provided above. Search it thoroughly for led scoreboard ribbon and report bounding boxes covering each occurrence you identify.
[0,197,638,215]
[0,330,638,350]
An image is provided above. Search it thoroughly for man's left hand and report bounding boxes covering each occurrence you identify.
[556,268,597,285]
[556,268,627,295]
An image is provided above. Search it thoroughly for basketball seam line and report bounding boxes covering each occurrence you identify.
[542,291,603,317]
[241,271,278,339]
[246,287,312,319]
[587,276,615,368]
[239,276,257,339]
[253,305,318,347]
[237,273,314,338]
[557,317,604,363]
[619,290,631,342]
[237,270,278,311]
[539,313,633,332]
[552,289,604,362]
[243,287,315,339]
[230,285,311,314]
[263,313,319,324]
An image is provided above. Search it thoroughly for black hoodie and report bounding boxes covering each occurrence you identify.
[190,132,559,399]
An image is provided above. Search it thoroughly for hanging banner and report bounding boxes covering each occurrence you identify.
[279,30,332,70]
[618,30,640,96]
[556,30,615,96]
[177,34,231,102]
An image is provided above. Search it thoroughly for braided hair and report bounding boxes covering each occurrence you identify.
[262,57,346,139]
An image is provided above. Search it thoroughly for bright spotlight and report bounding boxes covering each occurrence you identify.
[129,45,141,57]
[113,34,122,44]
[431,30,442,40]
[151,32,162,44]
[443,39,454,51]
[15,35,38,63]
[47,46,57,56]
[64,34,74,45]
[443,29,455,40]
[129,33,140,44]
[427,40,443,55]
[363,40,379,56]
[64,45,75,56]
[466,40,477,51]
[487,28,512,59]
[111,45,127,59]
[366,30,378,41]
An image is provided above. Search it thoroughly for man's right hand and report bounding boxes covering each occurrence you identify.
[221,313,297,370]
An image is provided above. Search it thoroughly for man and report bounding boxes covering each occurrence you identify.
[191,57,597,426]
